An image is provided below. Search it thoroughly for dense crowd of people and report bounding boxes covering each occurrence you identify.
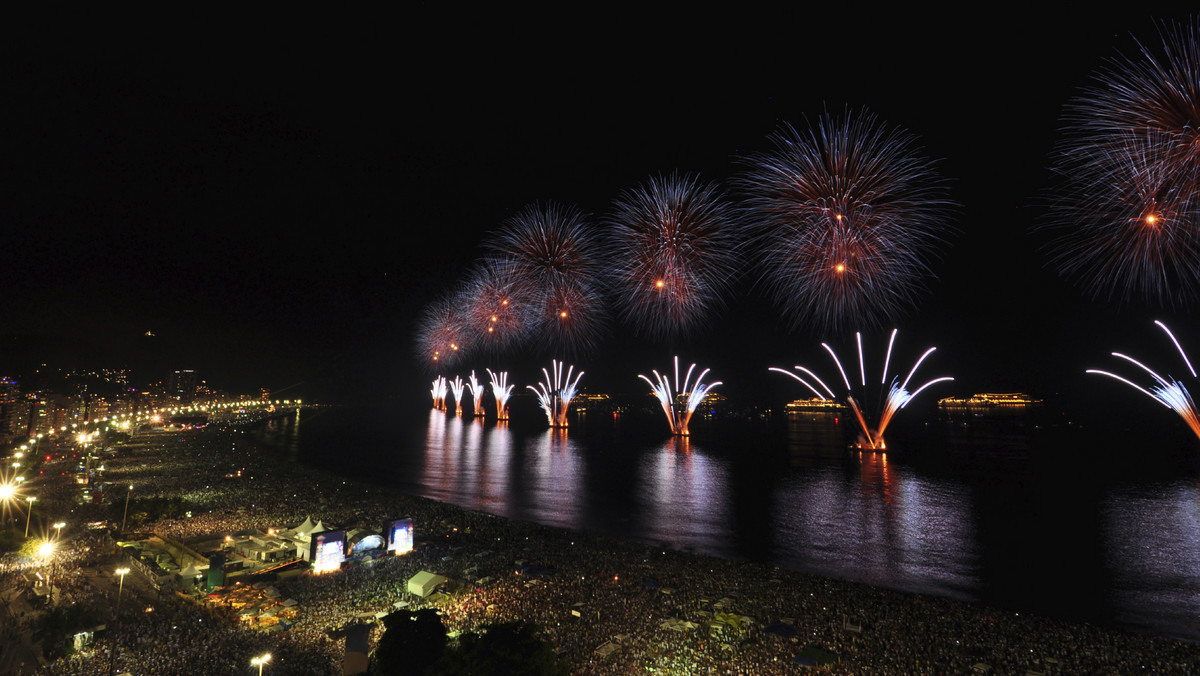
[1,420,1196,673]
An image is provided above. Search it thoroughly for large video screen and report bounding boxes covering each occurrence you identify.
[386,518,414,555]
[310,530,347,573]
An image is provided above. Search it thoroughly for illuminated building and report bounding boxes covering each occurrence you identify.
[168,369,198,404]
[0,378,19,444]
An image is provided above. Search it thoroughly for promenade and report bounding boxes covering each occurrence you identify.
[9,420,1200,674]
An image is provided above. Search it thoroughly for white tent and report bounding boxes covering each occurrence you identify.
[294,516,315,536]
[407,571,448,598]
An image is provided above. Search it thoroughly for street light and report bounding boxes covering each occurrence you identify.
[121,485,133,533]
[53,522,65,540]
[109,567,131,676]
[251,653,272,675]
[0,482,14,529]
[114,567,130,617]
[24,496,36,538]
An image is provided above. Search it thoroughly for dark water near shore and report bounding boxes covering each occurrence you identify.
[275,400,1200,643]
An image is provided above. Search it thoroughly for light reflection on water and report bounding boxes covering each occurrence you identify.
[299,405,1200,642]
[1103,481,1200,638]
[635,437,734,553]
[773,453,978,602]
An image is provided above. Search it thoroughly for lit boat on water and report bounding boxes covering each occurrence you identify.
[937,393,1042,410]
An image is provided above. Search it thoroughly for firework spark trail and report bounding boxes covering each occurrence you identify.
[487,369,513,421]
[739,110,957,333]
[1045,18,1200,305]
[771,329,952,450]
[466,371,486,417]
[430,376,448,410]
[526,360,584,428]
[449,376,465,416]
[607,173,741,339]
[638,356,723,436]
[1088,321,1200,440]
[489,203,607,354]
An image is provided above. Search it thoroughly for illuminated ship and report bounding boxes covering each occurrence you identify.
[785,397,847,413]
[937,393,1041,410]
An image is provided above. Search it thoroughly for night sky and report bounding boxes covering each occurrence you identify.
[5,12,1197,419]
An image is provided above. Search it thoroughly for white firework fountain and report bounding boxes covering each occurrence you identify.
[430,376,448,411]
[638,356,722,436]
[527,360,583,428]
[466,371,487,417]
[487,369,514,421]
[449,376,466,416]
[1088,320,1200,440]
[771,329,952,451]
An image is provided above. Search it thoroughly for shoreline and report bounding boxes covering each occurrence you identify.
[32,418,1200,673]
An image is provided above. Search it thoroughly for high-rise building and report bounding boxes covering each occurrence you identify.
[0,377,18,444]
[168,369,198,404]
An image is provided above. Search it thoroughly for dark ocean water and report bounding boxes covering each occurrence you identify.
[270,400,1200,643]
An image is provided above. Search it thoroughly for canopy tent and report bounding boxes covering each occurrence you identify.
[407,571,448,597]
[293,516,315,536]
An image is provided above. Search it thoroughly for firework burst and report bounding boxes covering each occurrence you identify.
[415,295,471,371]
[770,329,953,450]
[1045,18,1200,305]
[489,203,607,354]
[638,356,722,436]
[526,359,584,428]
[739,110,957,334]
[607,173,741,339]
[460,259,536,354]
[487,369,513,421]
[1087,320,1200,440]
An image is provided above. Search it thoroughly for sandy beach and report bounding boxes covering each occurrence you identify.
[20,416,1200,674]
